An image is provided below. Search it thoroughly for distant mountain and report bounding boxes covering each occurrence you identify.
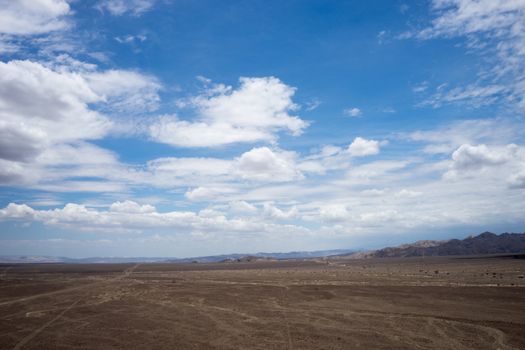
[342,232,525,258]
[5,232,523,264]
[165,249,355,264]
[0,249,354,264]
[0,256,66,263]
[0,256,172,264]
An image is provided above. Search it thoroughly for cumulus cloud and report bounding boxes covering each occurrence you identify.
[149,116,272,148]
[149,77,308,147]
[347,137,380,157]
[0,60,111,152]
[299,138,387,174]
[110,200,156,213]
[444,143,522,179]
[0,121,47,162]
[233,147,303,182]
[0,201,310,236]
[0,59,163,191]
[0,0,71,35]
[450,144,516,171]
[96,0,156,16]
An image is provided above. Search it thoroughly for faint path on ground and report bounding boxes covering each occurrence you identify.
[280,285,294,350]
[7,264,141,349]
[12,299,80,350]
[0,264,140,307]
[0,267,12,280]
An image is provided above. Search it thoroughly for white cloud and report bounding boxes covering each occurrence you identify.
[115,34,147,44]
[381,107,396,113]
[319,145,343,157]
[344,107,362,117]
[110,200,156,213]
[229,201,258,214]
[419,84,506,108]
[0,203,34,218]
[0,0,71,35]
[0,59,164,192]
[318,204,349,222]
[377,30,388,44]
[185,186,237,201]
[0,159,28,184]
[0,60,111,152]
[361,188,386,196]
[305,98,321,111]
[345,160,411,184]
[149,116,273,148]
[450,144,516,170]
[444,143,522,180]
[0,201,311,237]
[0,40,20,53]
[508,170,525,188]
[408,118,520,154]
[347,137,380,157]
[413,0,525,109]
[148,157,231,179]
[149,77,308,147]
[395,189,423,198]
[419,0,525,39]
[96,0,155,16]
[0,121,47,162]
[85,70,161,113]
[234,147,303,182]
[262,202,298,220]
[413,81,429,93]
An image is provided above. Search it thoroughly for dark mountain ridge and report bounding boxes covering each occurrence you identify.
[371,232,525,258]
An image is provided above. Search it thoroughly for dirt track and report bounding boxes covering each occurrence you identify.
[0,257,524,349]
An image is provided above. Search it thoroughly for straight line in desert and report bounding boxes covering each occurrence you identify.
[12,299,80,350]
[0,264,140,307]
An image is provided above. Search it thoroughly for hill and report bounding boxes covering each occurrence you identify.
[347,232,525,258]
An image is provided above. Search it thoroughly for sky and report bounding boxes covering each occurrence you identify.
[0,0,524,258]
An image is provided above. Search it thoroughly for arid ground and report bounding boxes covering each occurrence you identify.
[0,256,524,349]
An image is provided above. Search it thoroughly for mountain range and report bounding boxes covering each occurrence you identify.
[1,232,524,263]
[0,249,354,264]
[342,232,525,258]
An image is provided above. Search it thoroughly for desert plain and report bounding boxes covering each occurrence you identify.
[0,256,524,349]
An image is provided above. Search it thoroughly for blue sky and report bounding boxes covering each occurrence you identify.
[0,0,524,258]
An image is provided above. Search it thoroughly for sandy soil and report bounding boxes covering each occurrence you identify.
[0,256,524,349]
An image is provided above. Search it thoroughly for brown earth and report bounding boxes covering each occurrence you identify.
[0,256,524,349]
